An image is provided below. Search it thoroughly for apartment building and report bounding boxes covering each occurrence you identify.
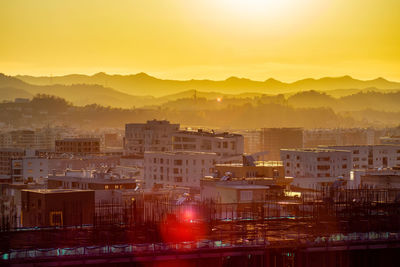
[0,148,26,180]
[55,138,100,154]
[261,128,303,161]
[172,129,244,162]
[281,148,352,178]
[11,157,48,184]
[321,145,400,169]
[144,151,217,189]
[124,120,180,155]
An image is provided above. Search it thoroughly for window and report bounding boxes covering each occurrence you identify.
[50,211,63,226]
[174,160,182,166]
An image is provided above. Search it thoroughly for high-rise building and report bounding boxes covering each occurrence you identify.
[144,151,217,189]
[172,129,244,162]
[55,138,101,154]
[261,128,303,161]
[124,120,180,155]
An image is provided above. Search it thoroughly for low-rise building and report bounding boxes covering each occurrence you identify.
[21,189,95,227]
[281,148,352,189]
[351,167,400,189]
[47,170,137,204]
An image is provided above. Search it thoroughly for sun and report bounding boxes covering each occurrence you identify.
[222,0,292,16]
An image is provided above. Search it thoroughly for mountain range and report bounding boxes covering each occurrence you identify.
[15,72,400,97]
[1,72,400,109]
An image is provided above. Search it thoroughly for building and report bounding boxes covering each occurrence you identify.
[104,133,122,148]
[261,128,303,161]
[281,148,352,188]
[303,128,379,148]
[144,151,217,189]
[201,181,268,204]
[55,138,100,154]
[172,129,244,162]
[380,136,400,145]
[321,145,400,169]
[11,156,48,184]
[215,160,284,179]
[0,148,26,181]
[238,130,262,154]
[9,130,35,149]
[124,120,180,156]
[47,170,137,203]
[21,189,95,227]
[351,167,400,189]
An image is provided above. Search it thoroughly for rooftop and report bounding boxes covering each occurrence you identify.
[281,148,350,153]
[22,189,94,194]
[145,151,217,156]
[175,129,242,138]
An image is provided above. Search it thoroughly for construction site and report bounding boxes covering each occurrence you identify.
[1,187,400,266]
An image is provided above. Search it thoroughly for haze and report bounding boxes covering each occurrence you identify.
[1,0,400,81]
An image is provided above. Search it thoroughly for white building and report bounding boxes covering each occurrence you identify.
[350,167,400,189]
[11,157,48,184]
[172,129,244,163]
[144,151,217,189]
[124,120,180,155]
[281,148,352,189]
[321,145,400,169]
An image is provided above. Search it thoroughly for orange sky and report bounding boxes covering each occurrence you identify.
[1,0,399,81]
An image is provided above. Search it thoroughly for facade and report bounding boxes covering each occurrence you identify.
[144,151,217,189]
[380,136,400,145]
[55,138,100,154]
[321,145,400,169]
[261,128,303,161]
[21,189,95,227]
[281,148,352,179]
[124,120,180,155]
[201,181,268,204]
[351,167,400,189]
[11,157,48,184]
[172,129,244,162]
[215,161,284,179]
[9,130,35,149]
[0,148,26,180]
[47,170,137,203]
[303,128,382,148]
[0,127,67,150]
[238,130,262,155]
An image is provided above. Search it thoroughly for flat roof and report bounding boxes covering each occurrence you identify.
[22,189,94,194]
[281,148,351,153]
[215,184,269,190]
[175,130,242,138]
[145,151,217,156]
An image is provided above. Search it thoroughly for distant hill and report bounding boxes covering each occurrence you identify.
[16,72,400,96]
[0,73,154,108]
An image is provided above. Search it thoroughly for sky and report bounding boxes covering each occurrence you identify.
[1,0,400,81]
